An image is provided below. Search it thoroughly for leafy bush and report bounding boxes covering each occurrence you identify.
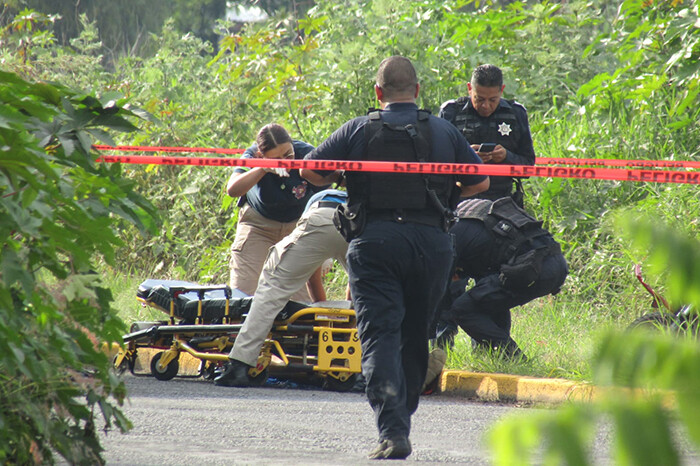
[0,71,157,464]
[490,216,700,465]
[5,1,698,380]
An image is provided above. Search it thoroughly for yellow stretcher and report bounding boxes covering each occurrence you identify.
[113,279,362,391]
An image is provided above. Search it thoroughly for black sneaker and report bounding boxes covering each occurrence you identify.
[367,436,412,460]
[472,338,528,362]
[503,338,528,362]
[213,359,252,387]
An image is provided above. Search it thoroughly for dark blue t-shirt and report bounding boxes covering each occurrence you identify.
[304,102,487,188]
[234,139,320,222]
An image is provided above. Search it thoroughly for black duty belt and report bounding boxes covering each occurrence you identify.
[366,209,444,228]
[316,201,341,209]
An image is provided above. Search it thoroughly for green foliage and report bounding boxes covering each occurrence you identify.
[212,12,337,140]
[0,8,58,67]
[170,0,226,50]
[109,20,235,282]
[0,1,165,59]
[579,0,700,127]
[1,0,231,61]
[489,221,700,465]
[491,330,700,466]
[615,212,700,309]
[237,0,315,17]
[5,0,698,384]
[438,0,617,111]
[0,71,157,464]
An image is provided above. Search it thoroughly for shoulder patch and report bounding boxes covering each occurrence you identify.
[439,99,458,112]
[439,96,469,112]
[511,100,527,112]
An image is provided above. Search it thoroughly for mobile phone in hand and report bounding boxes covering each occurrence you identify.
[478,143,497,153]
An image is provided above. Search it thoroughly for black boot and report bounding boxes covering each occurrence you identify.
[473,338,528,362]
[214,359,252,387]
[367,436,412,460]
[503,338,528,362]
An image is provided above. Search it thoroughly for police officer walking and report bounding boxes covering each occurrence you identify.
[435,197,568,359]
[439,64,535,206]
[301,56,489,460]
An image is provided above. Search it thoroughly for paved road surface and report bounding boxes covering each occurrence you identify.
[98,375,525,465]
[96,374,700,465]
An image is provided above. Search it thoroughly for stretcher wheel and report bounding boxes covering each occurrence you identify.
[322,373,359,392]
[112,353,130,375]
[150,352,179,381]
[200,361,218,380]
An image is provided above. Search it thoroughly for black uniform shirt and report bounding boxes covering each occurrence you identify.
[234,140,323,222]
[304,102,487,188]
[438,97,535,167]
[439,97,535,197]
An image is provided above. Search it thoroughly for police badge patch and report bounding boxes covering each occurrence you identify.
[292,181,308,199]
[498,122,512,136]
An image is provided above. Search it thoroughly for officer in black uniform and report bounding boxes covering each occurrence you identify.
[439,64,535,206]
[301,56,489,460]
[435,197,568,359]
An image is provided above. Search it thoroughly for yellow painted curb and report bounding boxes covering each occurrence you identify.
[439,370,597,404]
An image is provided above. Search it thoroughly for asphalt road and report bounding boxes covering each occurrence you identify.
[97,374,527,465]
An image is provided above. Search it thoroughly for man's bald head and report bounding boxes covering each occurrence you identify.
[375,56,418,101]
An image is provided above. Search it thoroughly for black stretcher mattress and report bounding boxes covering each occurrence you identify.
[137,279,306,324]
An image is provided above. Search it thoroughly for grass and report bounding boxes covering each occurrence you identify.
[101,260,663,384]
[444,300,598,381]
[103,268,166,326]
[100,88,699,385]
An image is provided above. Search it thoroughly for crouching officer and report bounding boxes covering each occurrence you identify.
[302,56,488,460]
[435,197,568,360]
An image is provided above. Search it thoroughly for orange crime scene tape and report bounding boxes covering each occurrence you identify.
[93,145,700,185]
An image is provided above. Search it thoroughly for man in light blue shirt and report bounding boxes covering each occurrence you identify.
[215,189,349,387]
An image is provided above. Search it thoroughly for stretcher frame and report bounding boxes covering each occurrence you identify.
[114,282,362,391]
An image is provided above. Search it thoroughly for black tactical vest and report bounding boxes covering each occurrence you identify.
[452,97,522,154]
[455,197,550,266]
[345,109,456,218]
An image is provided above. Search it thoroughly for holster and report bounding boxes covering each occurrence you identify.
[511,178,525,209]
[499,249,542,291]
[498,242,560,292]
[333,203,366,242]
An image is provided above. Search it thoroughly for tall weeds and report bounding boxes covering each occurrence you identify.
[3,0,697,378]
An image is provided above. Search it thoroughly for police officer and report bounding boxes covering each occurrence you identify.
[226,124,325,303]
[301,56,489,460]
[435,197,568,360]
[439,64,535,206]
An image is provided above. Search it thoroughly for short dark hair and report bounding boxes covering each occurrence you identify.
[471,64,503,88]
[256,123,292,153]
[376,56,418,99]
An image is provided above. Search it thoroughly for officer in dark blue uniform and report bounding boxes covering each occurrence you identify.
[301,56,489,460]
[435,197,568,360]
[439,64,535,206]
[226,124,326,300]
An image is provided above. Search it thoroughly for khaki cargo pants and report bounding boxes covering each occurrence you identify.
[230,202,348,366]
